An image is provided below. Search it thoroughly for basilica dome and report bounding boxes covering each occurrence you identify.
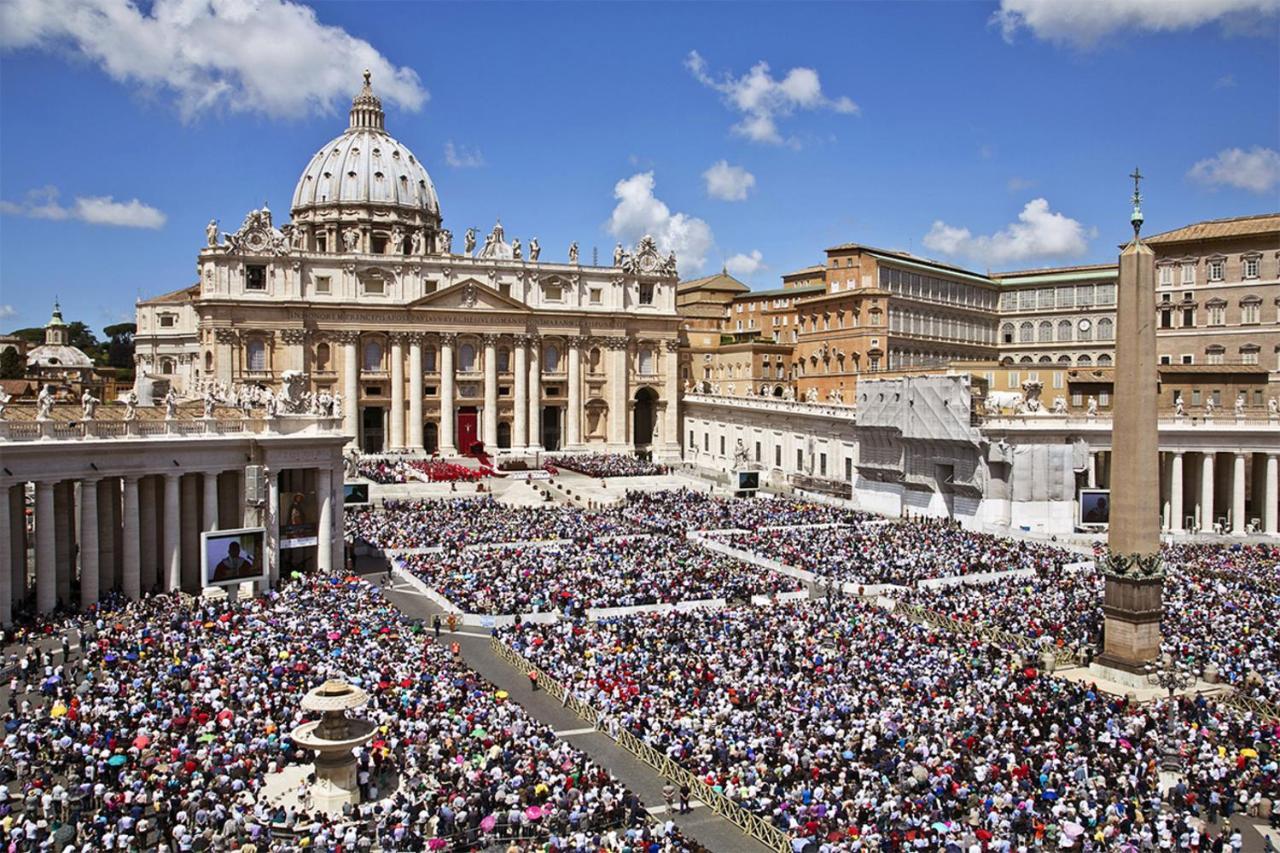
[290,71,440,221]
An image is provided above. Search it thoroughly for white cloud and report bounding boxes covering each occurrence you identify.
[923,198,1090,267]
[0,185,166,228]
[702,161,756,202]
[994,0,1280,46]
[0,305,16,320]
[1188,146,1280,193]
[607,172,715,273]
[725,250,765,277]
[0,0,427,120]
[685,50,857,146]
[443,141,484,169]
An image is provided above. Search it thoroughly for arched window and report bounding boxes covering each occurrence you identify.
[315,342,330,371]
[459,343,476,372]
[1057,320,1072,342]
[1058,354,1072,364]
[1097,354,1113,366]
[204,351,214,372]
[498,347,510,373]
[1019,356,1033,364]
[1019,322,1034,343]
[424,347,437,373]
[246,339,266,371]
[362,340,383,371]
[160,357,176,374]
[1038,321,1053,342]
[1039,355,1053,364]
[588,347,602,374]
[1001,323,1015,344]
[1097,318,1114,341]
[1077,354,1092,366]
[544,344,560,372]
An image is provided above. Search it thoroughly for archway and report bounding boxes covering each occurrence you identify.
[424,421,439,454]
[633,387,658,447]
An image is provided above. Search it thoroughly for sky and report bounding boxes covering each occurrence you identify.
[1,0,1277,334]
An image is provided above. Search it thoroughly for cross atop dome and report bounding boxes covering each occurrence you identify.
[349,69,385,132]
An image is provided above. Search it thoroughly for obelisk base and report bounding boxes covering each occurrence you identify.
[1096,573,1163,673]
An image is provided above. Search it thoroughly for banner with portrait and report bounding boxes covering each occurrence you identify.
[280,490,319,549]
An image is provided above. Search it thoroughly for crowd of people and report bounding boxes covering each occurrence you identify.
[352,458,489,485]
[400,537,800,616]
[901,543,1280,701]
[502,597,1279,851]
[616,488,862,535]
[0,576,704,851]
[345,498,649,551]
[552,454,669,478]
[722,518,1077,586]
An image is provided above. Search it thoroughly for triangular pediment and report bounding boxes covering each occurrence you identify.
[408,278,530,313]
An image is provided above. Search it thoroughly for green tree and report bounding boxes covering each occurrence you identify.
[104,322,137,370]
[0,347,22,379]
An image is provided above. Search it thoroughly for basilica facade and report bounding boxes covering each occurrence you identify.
[135,73,682,458]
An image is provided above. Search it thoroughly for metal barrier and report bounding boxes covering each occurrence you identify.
[490,638,791,853]
[1218,692,1280,723]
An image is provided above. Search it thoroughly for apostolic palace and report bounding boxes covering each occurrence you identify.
[136,72,683,460]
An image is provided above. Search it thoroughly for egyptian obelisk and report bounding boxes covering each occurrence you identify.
[1096,169,1163,674]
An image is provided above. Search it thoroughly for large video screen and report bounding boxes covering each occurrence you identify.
[201,527,267,587]
[344,482,370,506]
[1078,489,1110,527]
[737,470,760,491]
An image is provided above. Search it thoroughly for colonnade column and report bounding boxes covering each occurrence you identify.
[566,337,582,449]
[482,334,498,450]
[9,486,26,606]
[181,475,199,590]
[1087,451,1097,488]
[0,484,10,626]
[1266,454,1279,536]
[78,478,100,608]
[408,334,424,451]
[663,340,680,451]
[1200,452,1215,533]
[439,334,457,456]
[527,339,542,451]
[1232,452,1247,535]
[203,471,219,539]
[390,333,406,450]
[513,337,528,450]
[35,482,55,614]
[163,473,181,591]
[121,476,141,600]
[607,337,628,449]
[98,480,117,592]
[53,483,72,608]
[317,465,333,573]
[138,477,158,594]
[1169,452,1184,533]
[340,333,359,446]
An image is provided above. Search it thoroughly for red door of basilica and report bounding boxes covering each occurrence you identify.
[456,407,479,455]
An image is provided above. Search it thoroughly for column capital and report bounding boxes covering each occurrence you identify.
[279,328,309,345]
[214,328,240,344]
[567,335,590,349]
[388,331,409,346]
[330,330,360,345]
[604,336,629,350]
[664,339,681,353]
[480,333,500,347]
[406,331,426,345]
[121,474,141,485]
[439,332,458,346]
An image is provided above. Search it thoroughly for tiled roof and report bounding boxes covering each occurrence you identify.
[677,272,750,294]
[1143,213,1280,244]
[138,284,199,306]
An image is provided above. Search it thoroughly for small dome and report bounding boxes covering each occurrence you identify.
[291,71,440,219]
[28,344,93,369]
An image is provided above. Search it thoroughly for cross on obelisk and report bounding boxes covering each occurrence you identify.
[1095,168,1163,677]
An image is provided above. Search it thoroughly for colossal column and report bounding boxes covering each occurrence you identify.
[513,336,528,450]
[408,334,424,451]
[1232,452,1247,534]
[1097,176,1162,674]
[317,465,334,573]
[8,485,24,607]
[1266,454,1279,535]
[1200,452,1215,532]
[53,482,72,608]
[138,476,158,594]
[163,472,182,591]
[482,334,499,450]
[121,476,141,600]
[390,333,406,450]
[181,475,199,591]
[97,479,116,592]
[0,482,10,626]
[566,337,583,449]
[527,338,542,451]
[439,334,457,456]
[662,340,680,454]
[35,481,56,614]
[340,333,359,446]
[1169,451,1184,533]
[78,478,100,608]
[203,471,220,533]
[607,337,629,449]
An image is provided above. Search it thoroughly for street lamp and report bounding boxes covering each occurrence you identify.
[1144,652,1196,698]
